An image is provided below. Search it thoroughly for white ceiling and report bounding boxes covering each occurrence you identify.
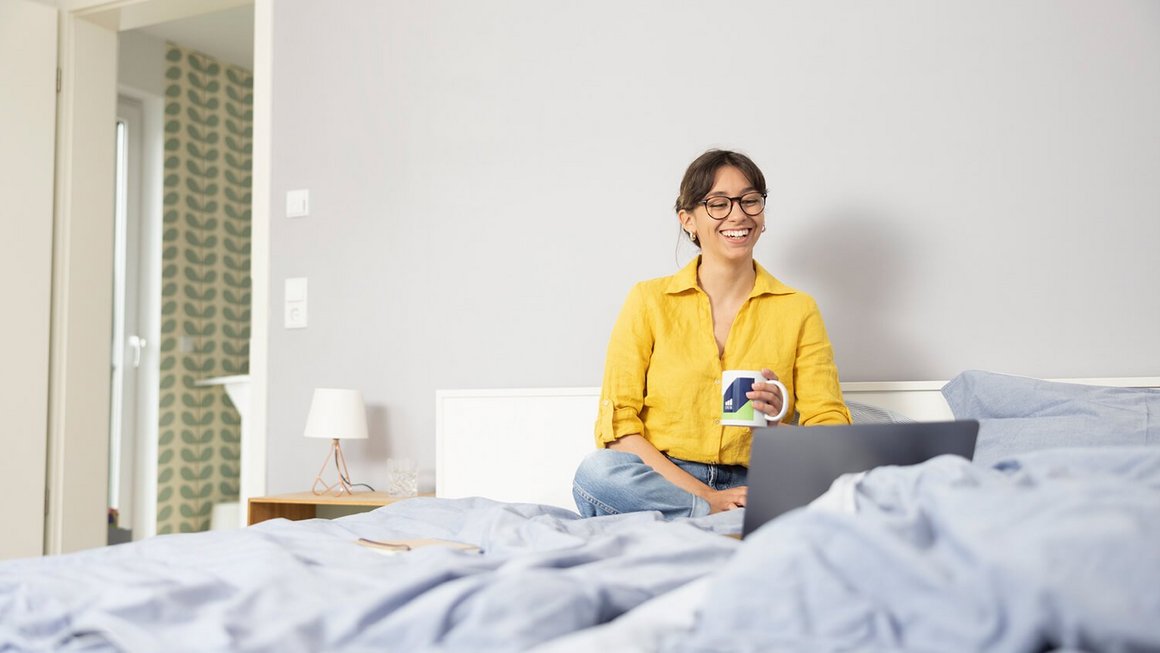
[135,4,254,70]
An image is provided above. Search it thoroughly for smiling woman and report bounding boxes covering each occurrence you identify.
[570,149,852,521]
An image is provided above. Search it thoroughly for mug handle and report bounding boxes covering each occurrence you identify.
[762,379,790,422]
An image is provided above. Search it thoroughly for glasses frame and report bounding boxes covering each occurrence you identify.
[698,192,767,220]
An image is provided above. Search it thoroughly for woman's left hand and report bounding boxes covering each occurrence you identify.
[748,368,785,422]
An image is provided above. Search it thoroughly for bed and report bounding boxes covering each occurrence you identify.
[3,370,1158,652]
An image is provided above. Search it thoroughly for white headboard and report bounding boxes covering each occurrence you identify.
[435,377,1159,510]
[436,387,599,511]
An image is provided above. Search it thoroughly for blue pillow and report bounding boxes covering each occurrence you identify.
[789,401,911,425]
[941,370,1160,466]
[847,400,914,425]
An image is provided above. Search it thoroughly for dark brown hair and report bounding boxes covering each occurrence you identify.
[674,149,768,214]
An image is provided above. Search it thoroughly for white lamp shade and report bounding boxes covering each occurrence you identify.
[303,388,368,440]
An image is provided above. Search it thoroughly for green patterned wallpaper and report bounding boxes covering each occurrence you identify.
[157,43,252,534]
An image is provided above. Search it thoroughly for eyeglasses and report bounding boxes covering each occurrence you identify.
[699,192,766,220]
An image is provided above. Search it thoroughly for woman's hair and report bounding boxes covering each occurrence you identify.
[673,149,768,214]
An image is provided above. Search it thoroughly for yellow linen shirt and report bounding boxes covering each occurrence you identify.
[595,256,851,466]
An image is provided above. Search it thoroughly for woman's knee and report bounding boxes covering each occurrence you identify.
[572,449,645,516]
[573,449,640,489]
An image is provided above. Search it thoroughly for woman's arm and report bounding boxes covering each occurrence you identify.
[597,284,745,513]
[609,434,747,512]
[793,298,852,425]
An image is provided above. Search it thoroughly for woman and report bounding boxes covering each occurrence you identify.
[572,149,851,519]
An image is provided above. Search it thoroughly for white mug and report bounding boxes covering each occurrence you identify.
[721,370,789,427]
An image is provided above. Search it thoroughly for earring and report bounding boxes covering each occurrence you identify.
[761,225,767,233]
[687,230,697,243]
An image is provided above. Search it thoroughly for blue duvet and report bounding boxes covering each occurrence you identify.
[1,447,1157,652]
[671,447,1160,653]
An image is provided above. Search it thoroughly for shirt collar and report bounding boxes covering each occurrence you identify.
[665,256,797,297]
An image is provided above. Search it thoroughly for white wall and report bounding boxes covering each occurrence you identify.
[266,0,1160,494]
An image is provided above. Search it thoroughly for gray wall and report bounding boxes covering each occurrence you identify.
[267,0,1160,494]
[118,30,167,96]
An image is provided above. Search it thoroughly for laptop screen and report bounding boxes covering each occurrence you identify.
[741,420,978,538]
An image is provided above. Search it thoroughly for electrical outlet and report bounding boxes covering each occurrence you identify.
[285,277,308,329]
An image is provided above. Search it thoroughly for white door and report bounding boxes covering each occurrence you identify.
[0,0,58,560]
[47,13,119,556]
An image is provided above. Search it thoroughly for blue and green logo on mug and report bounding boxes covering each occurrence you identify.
[721,370,789,427]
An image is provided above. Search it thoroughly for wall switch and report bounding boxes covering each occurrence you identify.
[286,189,310,218]
[284,277,308,329]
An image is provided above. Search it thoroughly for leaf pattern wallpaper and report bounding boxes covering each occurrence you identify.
[157,43,252,534]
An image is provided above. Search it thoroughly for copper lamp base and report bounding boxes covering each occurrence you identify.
[311,438,356,496]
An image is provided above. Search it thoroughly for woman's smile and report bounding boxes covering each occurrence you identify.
[718,226,754,243]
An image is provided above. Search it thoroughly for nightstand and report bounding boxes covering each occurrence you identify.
[247,491,427,525]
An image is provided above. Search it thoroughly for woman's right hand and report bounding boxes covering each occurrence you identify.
[704,486,747,513]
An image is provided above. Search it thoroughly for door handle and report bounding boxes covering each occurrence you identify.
[128,335,147,368]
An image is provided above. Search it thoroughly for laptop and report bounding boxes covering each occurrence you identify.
[741,420,979,538]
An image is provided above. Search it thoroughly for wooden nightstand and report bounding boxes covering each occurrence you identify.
[247,491,426,525]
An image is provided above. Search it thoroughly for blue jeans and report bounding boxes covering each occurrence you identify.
[572,449,748,520]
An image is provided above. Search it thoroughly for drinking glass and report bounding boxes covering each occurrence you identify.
[386,457,418,497]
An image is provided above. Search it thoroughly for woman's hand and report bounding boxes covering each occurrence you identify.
[704,486,747,513]
[748,368,786,422]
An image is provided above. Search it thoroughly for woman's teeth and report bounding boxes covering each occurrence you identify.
[721,229,750,240]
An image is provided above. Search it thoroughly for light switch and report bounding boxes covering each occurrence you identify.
[286,189,310,218]
[284,277,308,329]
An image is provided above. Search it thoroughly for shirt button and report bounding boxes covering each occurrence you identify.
[602,400,610,406]
[713,379,720,385]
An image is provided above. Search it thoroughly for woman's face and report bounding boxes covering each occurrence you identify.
[680,165,765,263]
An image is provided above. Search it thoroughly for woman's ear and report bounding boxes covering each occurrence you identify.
[677,209,700,245]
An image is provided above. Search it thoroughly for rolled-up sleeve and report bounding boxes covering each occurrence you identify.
[594,284,653,446]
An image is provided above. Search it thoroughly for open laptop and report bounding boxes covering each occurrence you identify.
[741,420,979,538]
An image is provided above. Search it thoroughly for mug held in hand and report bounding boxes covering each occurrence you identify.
[721,370,788,427]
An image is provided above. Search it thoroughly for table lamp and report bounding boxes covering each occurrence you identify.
[304,388,368,496]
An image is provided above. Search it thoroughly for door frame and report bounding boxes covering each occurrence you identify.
[114,85,166,539]
[110,93,145,536]
[47,0,270,553]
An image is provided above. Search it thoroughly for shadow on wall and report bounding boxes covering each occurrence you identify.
[364,404,392,457]
[776,206,930,382]
[365,402,432,493]
[350,403,389,490]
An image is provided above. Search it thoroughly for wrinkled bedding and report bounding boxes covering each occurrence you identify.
[670,448,1160,652]
[538,448,1160,653]
[3,448,1158,653]
[0,501,739,652]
